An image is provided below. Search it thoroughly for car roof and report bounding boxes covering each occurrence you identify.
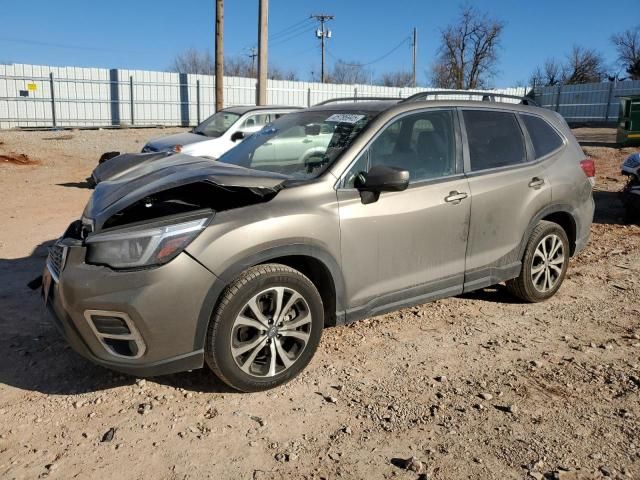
[307,100,401,113]
[223,105,303,115]
[308,98,549,117]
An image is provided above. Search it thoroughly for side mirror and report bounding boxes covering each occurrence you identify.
[231,131,245,142]
[354,165,410,204]
[304,124,322,136]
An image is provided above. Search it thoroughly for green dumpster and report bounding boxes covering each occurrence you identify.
[617,95,640,146]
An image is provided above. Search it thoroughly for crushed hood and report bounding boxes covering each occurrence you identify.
[145,132,209,151]
[92,151,171,183]
[84,153,288,231]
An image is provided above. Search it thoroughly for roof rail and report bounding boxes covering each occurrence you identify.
[315,96,400,106]
[400,90,539,107]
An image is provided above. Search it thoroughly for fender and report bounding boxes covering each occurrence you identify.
[517,203,579,259]
[192,243,346,351]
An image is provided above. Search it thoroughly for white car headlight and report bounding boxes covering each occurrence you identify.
[86,216,209,269]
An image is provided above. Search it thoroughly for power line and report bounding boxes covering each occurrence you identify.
[270,25,316,47]
[328,35,412,67]
[269,17,314,41]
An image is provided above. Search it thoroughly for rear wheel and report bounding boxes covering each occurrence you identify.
[205,264,324,392]
[506,221,569,302]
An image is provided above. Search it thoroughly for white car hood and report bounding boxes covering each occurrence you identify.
[145,132,212,151]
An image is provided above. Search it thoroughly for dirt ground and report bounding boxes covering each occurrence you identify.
[0,126,638,480]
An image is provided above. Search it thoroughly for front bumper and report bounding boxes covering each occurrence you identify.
[44,241,217,377]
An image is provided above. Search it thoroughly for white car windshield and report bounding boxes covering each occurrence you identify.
[193,111,241,138]
[217,110,375,179]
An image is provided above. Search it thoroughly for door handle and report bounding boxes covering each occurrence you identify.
[529,177,545,189]
[302,139,313,144]
[444,191,468,204]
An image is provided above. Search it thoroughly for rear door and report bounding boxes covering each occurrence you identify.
[460,108,552,290]
[337,108,471,313]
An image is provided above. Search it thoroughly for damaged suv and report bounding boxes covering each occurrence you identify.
[44,93,595,392]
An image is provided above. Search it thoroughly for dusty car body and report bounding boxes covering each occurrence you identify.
[44,95,595,392]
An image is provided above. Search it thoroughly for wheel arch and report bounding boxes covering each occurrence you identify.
[519,204,579,259]
[193,244,346,351]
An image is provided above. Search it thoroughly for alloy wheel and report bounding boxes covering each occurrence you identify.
[531,233,565,293]
[230,287,312,377]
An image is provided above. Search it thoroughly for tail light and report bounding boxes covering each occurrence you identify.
[580,158,596,186]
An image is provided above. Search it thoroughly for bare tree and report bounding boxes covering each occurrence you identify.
[563,46,606,84]
[530,58,563,87]
[171,48,215,75]
[325,60,372,84]
[611,26,640,80]
[379,70,414,88]
[172,49,297,80]
[430,6,504,89]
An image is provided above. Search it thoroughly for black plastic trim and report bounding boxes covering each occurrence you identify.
[193,243,346,350]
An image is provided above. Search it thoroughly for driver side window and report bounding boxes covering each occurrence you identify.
[344,109,456,188]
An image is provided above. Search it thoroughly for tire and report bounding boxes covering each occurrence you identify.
[205,264,324,392]
[98,151,120,164]
[506,220,570,303]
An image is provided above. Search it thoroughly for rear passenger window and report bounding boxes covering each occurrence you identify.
[521,114,564,158]
[463,110,525,171]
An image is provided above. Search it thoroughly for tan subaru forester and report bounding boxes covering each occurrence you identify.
[44,92,595,391]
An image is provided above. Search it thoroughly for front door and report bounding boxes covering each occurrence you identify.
[336,109,471,316]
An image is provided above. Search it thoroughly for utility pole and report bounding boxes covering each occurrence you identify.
[247,47,258,78]
[257,0,268,105]
[412,27,417,88]
[215,0,224,111]
[312,14,334,83]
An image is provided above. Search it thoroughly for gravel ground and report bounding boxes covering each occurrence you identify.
[0,127,638,480]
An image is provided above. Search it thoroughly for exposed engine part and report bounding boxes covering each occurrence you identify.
[102,181,277,230]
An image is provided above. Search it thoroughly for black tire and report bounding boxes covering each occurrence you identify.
[205,263,324,392]
[98,151,120,164]
[506,220,570,303]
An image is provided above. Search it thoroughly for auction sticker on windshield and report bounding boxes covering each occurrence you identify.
[326,113,365,124]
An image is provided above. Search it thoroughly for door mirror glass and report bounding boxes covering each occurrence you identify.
[304,124,322,136]
[231,131,245,142]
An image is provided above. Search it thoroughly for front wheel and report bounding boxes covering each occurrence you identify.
[205,264,324,392]
[506,221,569,302]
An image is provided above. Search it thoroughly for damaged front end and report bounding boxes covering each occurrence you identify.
[71,154,287,269]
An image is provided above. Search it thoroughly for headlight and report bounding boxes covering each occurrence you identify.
[85,216,209,269]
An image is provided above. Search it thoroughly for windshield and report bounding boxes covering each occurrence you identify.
[193,111,241,138]
[217,110,375,179]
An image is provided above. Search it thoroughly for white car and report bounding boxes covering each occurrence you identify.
[142,105,301,158]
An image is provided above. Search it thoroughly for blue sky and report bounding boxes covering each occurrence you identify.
[1,0,637,87]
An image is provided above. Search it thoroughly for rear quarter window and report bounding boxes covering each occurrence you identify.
[521,114,564,159]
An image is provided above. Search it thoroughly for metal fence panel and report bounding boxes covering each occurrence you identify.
[533,80,640,124]
[1,62,529,129]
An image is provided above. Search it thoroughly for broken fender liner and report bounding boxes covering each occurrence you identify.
[84,154,288,232]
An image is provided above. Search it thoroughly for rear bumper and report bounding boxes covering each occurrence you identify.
[573,193,595,256]
[44,244,216,377]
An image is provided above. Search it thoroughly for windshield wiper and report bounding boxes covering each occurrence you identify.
[193,130,207,136]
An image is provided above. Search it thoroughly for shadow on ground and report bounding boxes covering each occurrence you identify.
[593,190,626,225]
[0,241,235,396]
[56,181,93,189]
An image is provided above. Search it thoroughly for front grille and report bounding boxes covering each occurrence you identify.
[47,243,67,281]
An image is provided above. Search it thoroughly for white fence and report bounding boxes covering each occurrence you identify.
[532,80,640,125]
[0,63,527,129]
